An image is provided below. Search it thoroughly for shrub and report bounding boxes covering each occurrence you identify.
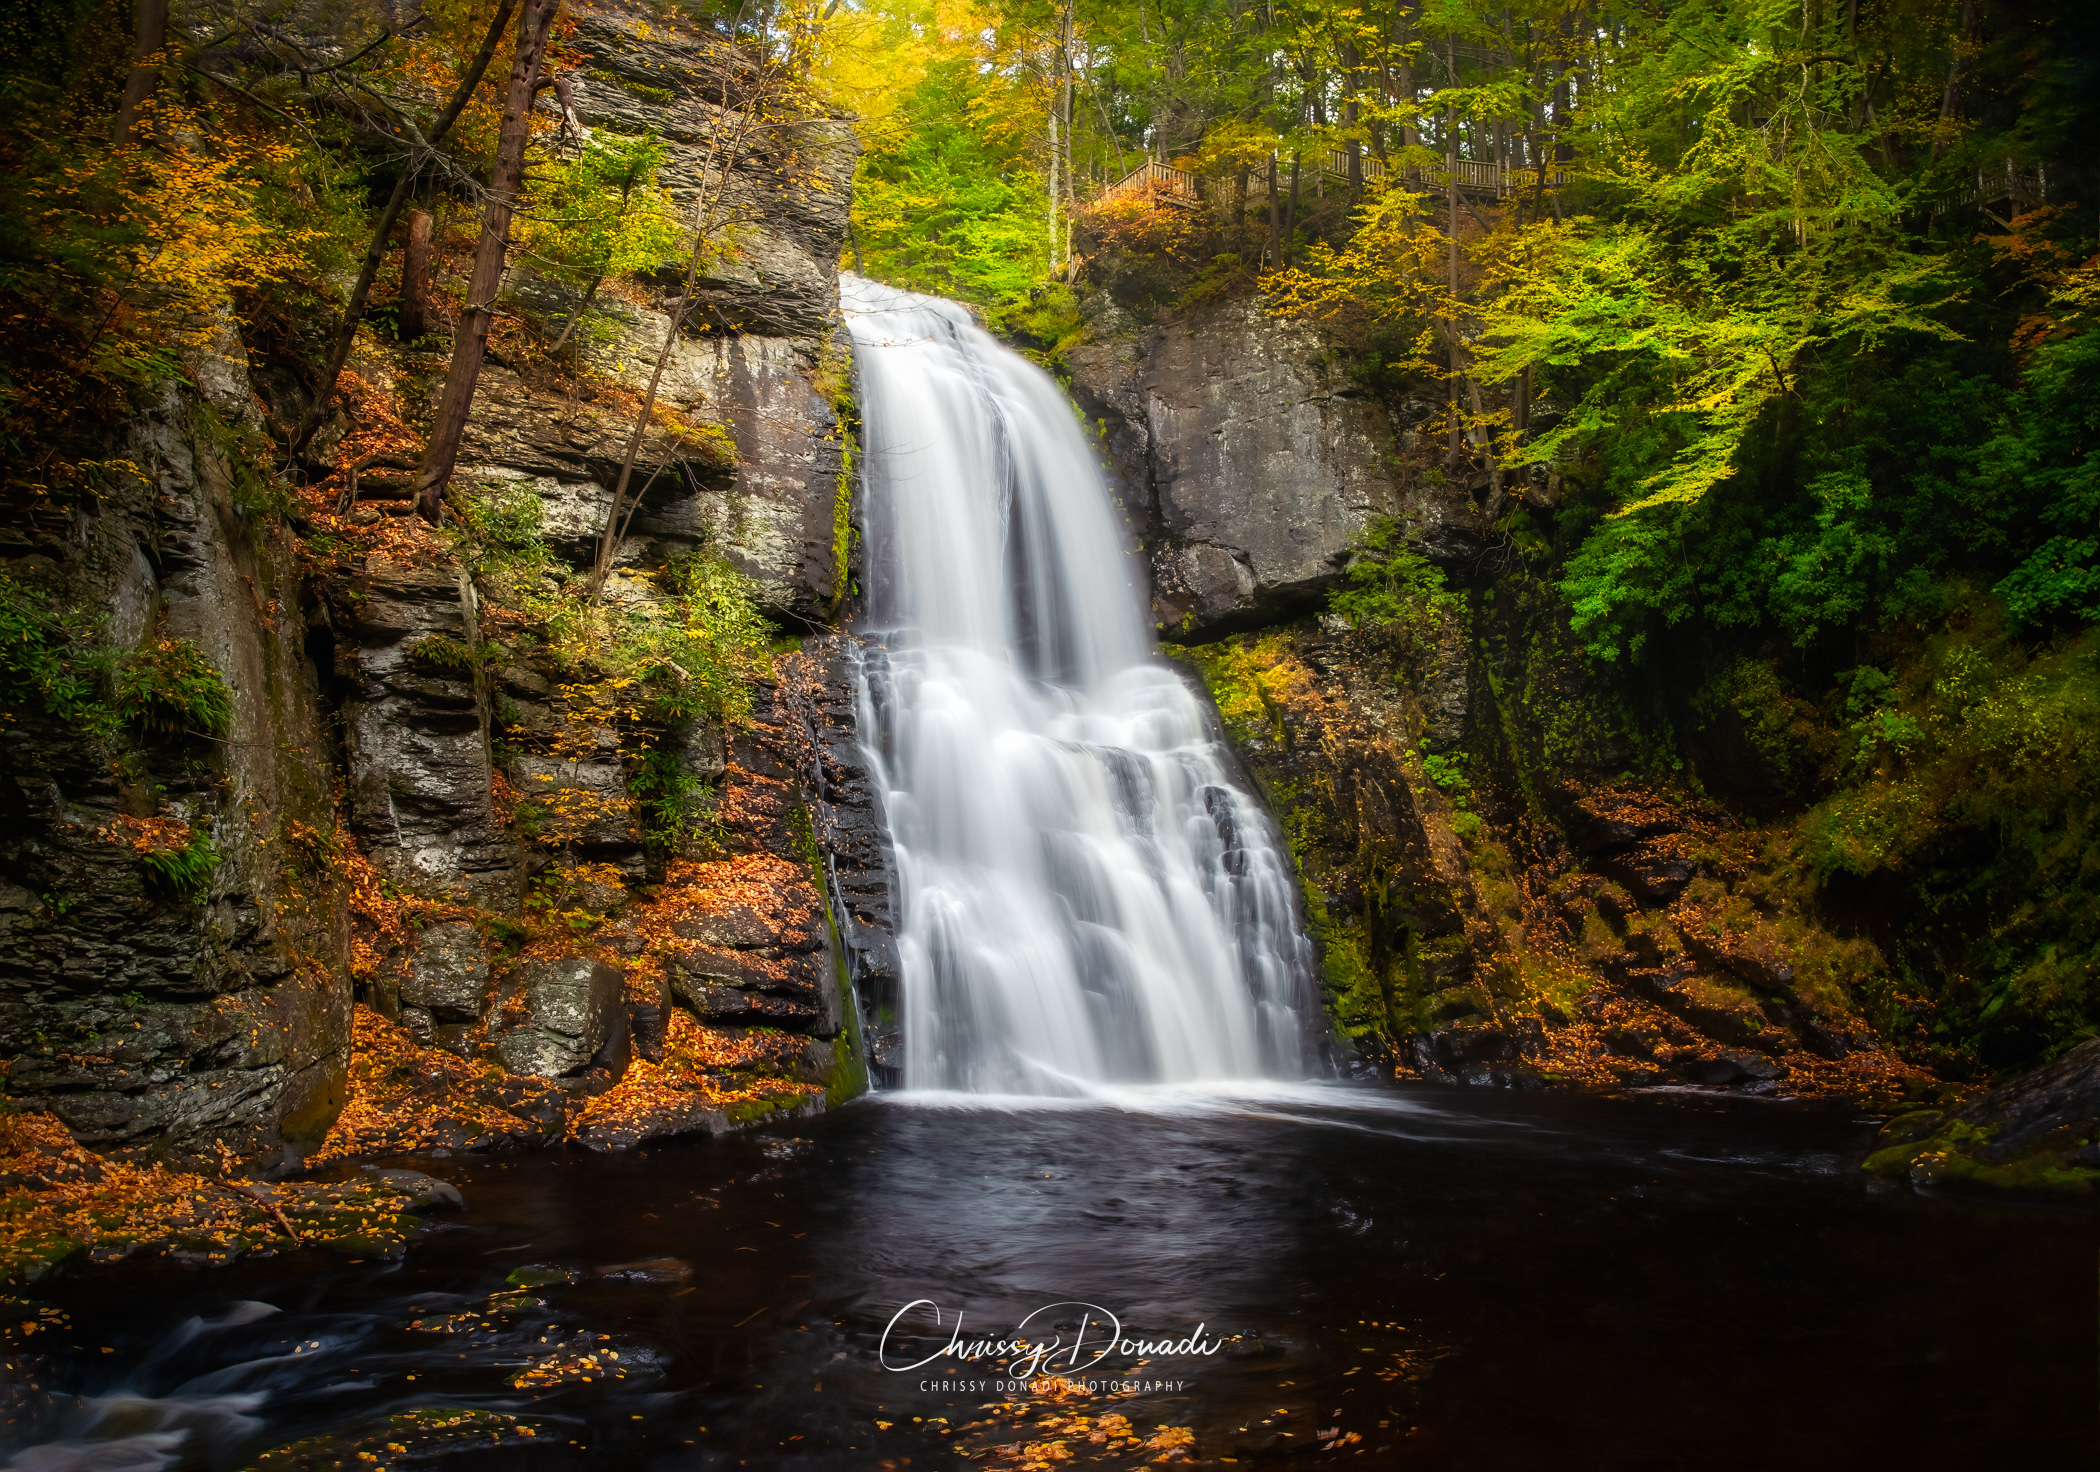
[1331,517,1456,672]
[114,637,232,740]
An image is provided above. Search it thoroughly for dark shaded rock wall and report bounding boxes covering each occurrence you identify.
[0,359,352,1157]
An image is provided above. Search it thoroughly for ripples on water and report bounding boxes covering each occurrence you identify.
[4,1083,2087,1469]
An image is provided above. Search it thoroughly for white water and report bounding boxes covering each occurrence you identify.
[840,276,1317,1094]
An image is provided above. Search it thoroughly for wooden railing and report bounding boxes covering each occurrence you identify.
[1096,159,1205,206]
[1091,154,1568,210]
[1942,159,2051,213]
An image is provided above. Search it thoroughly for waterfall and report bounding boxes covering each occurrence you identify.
[840,276,1316,1094]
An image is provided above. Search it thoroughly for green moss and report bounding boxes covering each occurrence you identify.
[241,1409,551,1470]
[1329,517,1457,674]
[831,426,857,615]
[589,68,675,104]
[1298,880,1388,1041]
[1161,634,1300,746]
[790,807,869,1107]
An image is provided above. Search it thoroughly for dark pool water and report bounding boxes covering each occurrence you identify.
[5,1081,2092,1470]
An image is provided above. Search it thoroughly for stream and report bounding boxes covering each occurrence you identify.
[6,1082,2086,1469]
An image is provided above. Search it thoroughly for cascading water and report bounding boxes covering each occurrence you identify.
[840,275,1317,1094]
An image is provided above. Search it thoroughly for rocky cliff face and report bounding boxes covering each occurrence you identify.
[1067,296,1491,639]
[0,12,890,1170]
[0,365,351,1159]
[1066,294,1955,1110]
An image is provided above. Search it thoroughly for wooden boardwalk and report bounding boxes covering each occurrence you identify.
[1091,152,1567,210]
[1943,159,2051,213]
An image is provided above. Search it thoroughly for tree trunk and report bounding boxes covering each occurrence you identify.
[398,208,434,342]
[290,0,519,458]
[547,273,605,354]
[111,0,168,146]
[1341,39,1364,197]
[1445,36,1461,470]
[1284,149,1301,264]
[1266,153,1281,268]
[416,0,561,524]
[1047,110,1061,271]
[1930,0,1978,165]
[1061,1,1076,238]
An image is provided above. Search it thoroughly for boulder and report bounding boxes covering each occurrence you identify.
[493,957,626,1079]
[570,1092,730,1152]
[403,921,490,1022]
[366,1168,465,1213]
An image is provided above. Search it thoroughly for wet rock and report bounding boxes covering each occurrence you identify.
[571,1088,730,1152]
[1412,1026,1517,1079]
[569,10,854,340]
[492,956,627,1079]
[0,371,352,1155]
[1678,924,1796,995]
[1065,299,1487,639]
[795,637,903,1017]
[338,554,519,907]
[400,1006,436,1047]
[1862,1038,2100,1199]
[1680,1052,1782,1087]
[366,1169,465,1213]
[592,1257,694,1284]
[667,968,823,1027]
[403,922,490,1022]
[629,974,670,1064]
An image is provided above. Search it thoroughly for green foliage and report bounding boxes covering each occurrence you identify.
[626,549,773,728]
[630,741,707,857]
[406,635,494,675]
[1419,744,1471,809]
[516,130,681,316]
[194,401,292,530]
[0,574,118,738]
[987,285,1088,367]
[1980,329,2100,629]
[2,575,231,746]
[850,55,1049,309]
[1330,517,1456,670]
[113,637,232,740]
[1785,625,2100,1065]
[137,825,219,901]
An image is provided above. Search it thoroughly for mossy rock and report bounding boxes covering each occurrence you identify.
[241,1408,558,1469]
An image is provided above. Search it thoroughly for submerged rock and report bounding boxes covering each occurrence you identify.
[364,1169,466,1214]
